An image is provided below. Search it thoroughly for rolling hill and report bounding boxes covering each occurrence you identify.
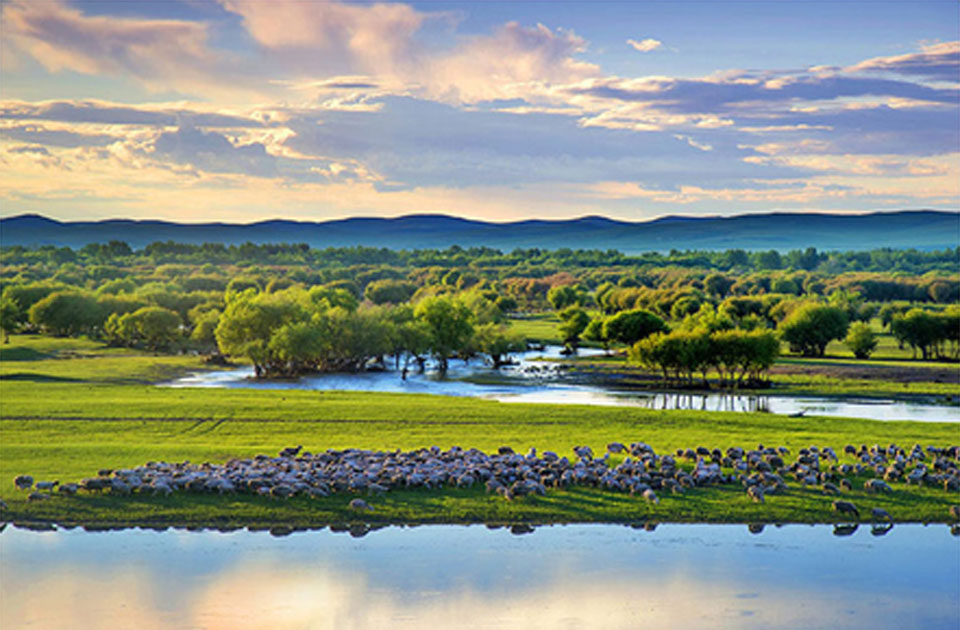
[1,210,956,253]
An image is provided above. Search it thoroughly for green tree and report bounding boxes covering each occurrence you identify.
[267,321,325,375]
[670,295,702,320]
[778,303,848,357]
[704,274,735,298]
[558,306,590,349]
[474,323,525,368]
[844,322,878,359]
[215,291,308,376]
[891,309,944,360]
[547,285,584,310]
[583,317,611,352]
[28,291,104,336]
[128,306,182,350]
[0,296,21,342]
[190,309,221,348]
[602,309,668,347]
[414,296,475,373]
[364,279,417,305]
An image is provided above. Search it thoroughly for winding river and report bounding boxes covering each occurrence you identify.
[165,346,959,422]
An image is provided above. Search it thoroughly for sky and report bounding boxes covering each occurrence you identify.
[0,0,958,223]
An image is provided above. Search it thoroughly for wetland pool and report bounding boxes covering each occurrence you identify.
[2,522,958,630]
[165,346,958,422]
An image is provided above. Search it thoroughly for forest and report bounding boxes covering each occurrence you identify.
[2,242,957,382]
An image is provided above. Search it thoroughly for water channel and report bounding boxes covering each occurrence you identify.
[2,522,957,629]
[165,346,958,422]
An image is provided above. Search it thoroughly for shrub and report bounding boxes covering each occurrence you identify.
[844,322,878,359]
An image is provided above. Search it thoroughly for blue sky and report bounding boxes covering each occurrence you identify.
[1,0,957,222]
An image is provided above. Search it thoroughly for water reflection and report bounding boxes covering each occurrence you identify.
[2,524,958,630]
[164,346,958,422]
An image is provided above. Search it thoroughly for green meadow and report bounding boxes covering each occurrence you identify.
[1,335,957,528]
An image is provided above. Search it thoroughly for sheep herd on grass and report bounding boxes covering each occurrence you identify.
[7,441,960,524]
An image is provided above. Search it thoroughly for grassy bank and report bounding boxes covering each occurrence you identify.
[1,335,957,527]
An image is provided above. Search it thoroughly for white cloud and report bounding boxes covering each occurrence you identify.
[627,38,663,53]
[845,41,960,81]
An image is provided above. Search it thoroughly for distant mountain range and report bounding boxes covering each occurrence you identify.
[1,210,957,253]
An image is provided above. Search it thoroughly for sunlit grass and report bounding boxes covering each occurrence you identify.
[1,333,957,527]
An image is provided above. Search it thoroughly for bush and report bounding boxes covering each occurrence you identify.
[778,303,848,357]
[602,309,668,346]
[844,322,878,359]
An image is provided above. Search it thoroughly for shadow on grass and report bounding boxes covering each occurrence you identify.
[0,372,83,383]
[0,347,52,361]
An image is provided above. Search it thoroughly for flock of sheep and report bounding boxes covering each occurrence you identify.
[8,440,960,527]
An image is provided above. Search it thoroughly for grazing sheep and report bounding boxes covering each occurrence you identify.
[57,483,78,496]
[28,492,49,502]
[573,445,593,460]
[80,478,107,492]
[871,507,893,523]
[864,479,893,494]
[48,441,960,524]
[35,480,59,493]
[13,475,33,490]
[949,505,960,521]
[349,498,373,511]
[832,500,860,520]
[279,445,303,458]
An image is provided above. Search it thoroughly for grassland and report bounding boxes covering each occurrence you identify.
[1,334,957,528]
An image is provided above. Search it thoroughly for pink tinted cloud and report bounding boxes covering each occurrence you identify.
[4,1,212,81]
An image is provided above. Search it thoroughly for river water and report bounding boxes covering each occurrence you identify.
[165,347,958,422]
[2,522,957,630]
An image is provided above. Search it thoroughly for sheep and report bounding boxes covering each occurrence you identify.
[349,498,373,511]
[607,442,626,454]
[57,483,78,496]
[28,492,49,502]
[864,479,893,494]
[821,482,840,495]
[13,475,33,490]
[35,480,59,493]
[747,485,765,503]
[871,507,893,524]
[949,505,960,521]
[832,500,860,520]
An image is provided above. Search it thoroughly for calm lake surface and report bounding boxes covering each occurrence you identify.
[2,523,957,630]
[165,347,959,422]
